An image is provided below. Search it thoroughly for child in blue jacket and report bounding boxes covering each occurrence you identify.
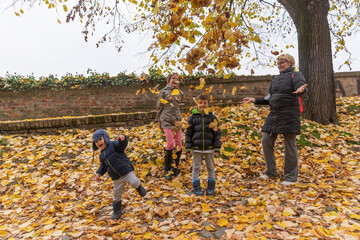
[185,94,221,196]
[93,129,146,220]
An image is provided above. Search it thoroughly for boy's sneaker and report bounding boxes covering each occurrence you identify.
[281,181,297,186]
[259,174,270,180]
[206,179,215,196]
[192,179,204,196]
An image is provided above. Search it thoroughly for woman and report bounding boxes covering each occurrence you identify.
[155,73,184,180]
[242,53,307,186]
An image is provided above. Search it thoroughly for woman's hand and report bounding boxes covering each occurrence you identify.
[116,134,125,141]
[241,97,255,105]
[293,84,308,94]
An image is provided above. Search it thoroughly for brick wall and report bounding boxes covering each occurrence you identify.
[1,72,359,122]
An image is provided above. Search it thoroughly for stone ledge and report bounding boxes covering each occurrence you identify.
[0,111,157,135]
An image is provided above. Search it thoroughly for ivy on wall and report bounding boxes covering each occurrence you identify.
[0,69,215,92]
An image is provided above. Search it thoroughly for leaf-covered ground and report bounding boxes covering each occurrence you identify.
[1,97,359,240]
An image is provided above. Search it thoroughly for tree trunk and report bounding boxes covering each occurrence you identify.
[279,0,339,125]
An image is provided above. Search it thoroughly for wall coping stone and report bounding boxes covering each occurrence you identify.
[0,111,157,135]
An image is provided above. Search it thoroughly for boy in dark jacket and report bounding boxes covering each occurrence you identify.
[185,94,221,196]
[93,129,146,220]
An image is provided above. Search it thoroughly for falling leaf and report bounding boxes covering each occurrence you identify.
[160,99,169,104]
[208,119,218,131]
[149,88,159,94]
[171,89,180,95]
[231,86,237,95]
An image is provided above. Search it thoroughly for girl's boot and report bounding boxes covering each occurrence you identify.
[192,179,204,196]
[206,178,216,196]
[172,149,182,177]
[164,148,173,180]
[112,200,122,220]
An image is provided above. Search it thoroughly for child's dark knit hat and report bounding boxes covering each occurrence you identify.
[92,129,110,151]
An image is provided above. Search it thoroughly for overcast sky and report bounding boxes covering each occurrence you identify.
[1,1,360,78]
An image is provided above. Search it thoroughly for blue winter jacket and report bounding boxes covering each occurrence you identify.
[93,130,134,180]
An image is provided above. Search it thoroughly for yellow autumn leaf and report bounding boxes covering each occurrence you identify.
[231,86,237,95]
[224,74,231,79]
[262,222,272,230]
[236,216,249,223]
[276,222,287,228]
[349,213,360,220]
[217,218,228,227]
[143,232,152,239]
[172,178,183,189]
[171,89,180,95]
[195,83,204,90]
[201,203,211,212]
[282,207,296,216]
[224,30,233,40]
[205,225,217,231]
[240,86,247,90]
[193,97,199,105]
[174,233,189,240]
[160,99,169,104]
[223,89,226,96]
[149,88,159,94]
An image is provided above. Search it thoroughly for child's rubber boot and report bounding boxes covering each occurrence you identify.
[192,179,204,196]
[136,184,147,197]
[206,178,216,196]
[112,200,122,220]
[164,148,173,180]
[172,149,182,177]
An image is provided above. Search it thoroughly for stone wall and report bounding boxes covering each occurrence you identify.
[0,71,359,125]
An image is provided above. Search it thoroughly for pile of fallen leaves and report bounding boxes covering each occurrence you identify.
[0,96,359,239]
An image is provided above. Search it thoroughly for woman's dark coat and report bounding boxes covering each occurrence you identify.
[255,66,306,135]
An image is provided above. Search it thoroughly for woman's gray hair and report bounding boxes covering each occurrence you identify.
[277,54,295,66]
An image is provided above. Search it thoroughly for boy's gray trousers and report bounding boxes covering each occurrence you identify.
[192,152,215,182]
[113,171,141,202]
